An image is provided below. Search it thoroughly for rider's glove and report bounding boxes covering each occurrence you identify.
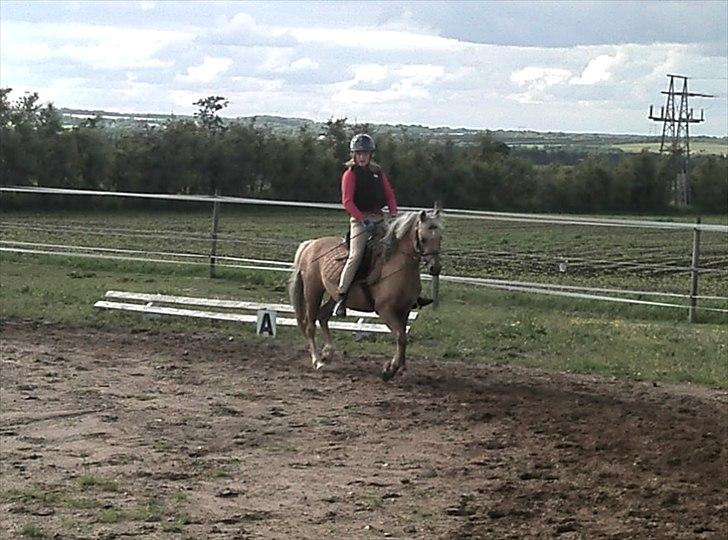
[362,219,377,234]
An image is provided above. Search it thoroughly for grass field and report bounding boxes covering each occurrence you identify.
[2,204,727,296]
[1,205,727,388]
[615,141,728,155]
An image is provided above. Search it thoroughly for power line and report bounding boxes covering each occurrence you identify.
[648,74,715,206]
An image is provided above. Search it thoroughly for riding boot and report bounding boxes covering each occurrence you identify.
[413,296,434,308]
[334,292,348,317]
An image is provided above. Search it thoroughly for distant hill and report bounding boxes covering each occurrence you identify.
[59,108,728,156]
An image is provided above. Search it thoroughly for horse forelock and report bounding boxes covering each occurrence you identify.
[382,211,442,259]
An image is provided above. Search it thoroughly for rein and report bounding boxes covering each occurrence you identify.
[393,221,440,270]
[414,224,440,263]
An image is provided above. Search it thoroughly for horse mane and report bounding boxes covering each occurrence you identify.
[381,211,442,260]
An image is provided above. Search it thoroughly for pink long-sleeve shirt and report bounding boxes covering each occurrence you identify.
[340,168,398,221]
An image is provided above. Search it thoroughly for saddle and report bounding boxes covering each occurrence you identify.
[320,228,386,289]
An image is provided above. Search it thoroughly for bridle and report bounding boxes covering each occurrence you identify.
[414,220,441,272]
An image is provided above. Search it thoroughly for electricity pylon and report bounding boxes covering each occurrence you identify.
[648,74,714,206]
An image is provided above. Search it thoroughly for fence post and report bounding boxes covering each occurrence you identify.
[209,191,220,278]
[431,200,442,309]
[688,216,701,323]
[431,275,440,309]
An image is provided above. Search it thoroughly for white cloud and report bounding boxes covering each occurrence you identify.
[395,64,446,83]
[0,20,187,70]
[352,64,389,83]
[378,9,439,35]
[169,89,205,109]
[511,66,573,87]
[120,72,154,99]
[289,57,319,71]
[509,66,573,103]
[1,3,725,136]
[256,50,319,74]
[228,77,285,93]
[210,11,295,47]
[570,54,622,85]
[289,26,469,52]
[178,56,233,83]
[330,63,449,105]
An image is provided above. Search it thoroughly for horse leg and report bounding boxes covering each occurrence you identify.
[377,307,409,381]
[317,297,337,363]
[304,284,326,370]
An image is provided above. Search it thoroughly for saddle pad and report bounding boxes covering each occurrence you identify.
[320,243,348,285]
[319,237,385,288]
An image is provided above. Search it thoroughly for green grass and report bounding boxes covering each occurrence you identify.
[362,493,384,510]
[411,507,434,522]
[2,488,62,505]
[2,206,726,297]
[19,523,45,539]
[209,468,231,478]
[1,207,726,388]
[153,439,174,451]
[0,255,725,388]
[1,485,192,535]
[615,141,728,155]
[78,475,119,492]
[96,498,163,524]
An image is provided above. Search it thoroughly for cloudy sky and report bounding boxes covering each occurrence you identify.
[1,0,726,135]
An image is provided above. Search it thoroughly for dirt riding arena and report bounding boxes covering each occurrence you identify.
[1,321,726,539]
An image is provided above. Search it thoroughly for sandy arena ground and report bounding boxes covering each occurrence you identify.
[1,320,726,539]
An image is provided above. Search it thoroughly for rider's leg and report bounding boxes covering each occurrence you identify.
[335,218,368,316]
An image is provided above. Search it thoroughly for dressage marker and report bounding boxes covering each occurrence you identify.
[94,290,418,335]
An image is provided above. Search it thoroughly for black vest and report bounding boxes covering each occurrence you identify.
[352,165,385,212]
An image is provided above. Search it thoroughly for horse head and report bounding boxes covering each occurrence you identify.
[415,206,443,276]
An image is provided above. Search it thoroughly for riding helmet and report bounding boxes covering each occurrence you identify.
[350,133,376,152]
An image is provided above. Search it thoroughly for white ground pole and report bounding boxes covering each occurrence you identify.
[94,290,417,334]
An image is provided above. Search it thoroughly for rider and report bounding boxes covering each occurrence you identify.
[334,133,432,317]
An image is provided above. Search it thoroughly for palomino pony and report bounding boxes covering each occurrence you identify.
[288,208,443,380]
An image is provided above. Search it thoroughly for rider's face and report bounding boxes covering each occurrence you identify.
[353,151,372,167]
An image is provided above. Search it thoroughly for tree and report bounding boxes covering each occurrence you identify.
[0,88,12,127]
[572,158,614,213]
[692,156,728,213]
[193,96,229,133]
[324,117,349,163]
[193,96,229,195]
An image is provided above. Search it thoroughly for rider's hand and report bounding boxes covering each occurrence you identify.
[362,219,377,234]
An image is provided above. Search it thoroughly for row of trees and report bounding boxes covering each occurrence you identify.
[2,90,726,214]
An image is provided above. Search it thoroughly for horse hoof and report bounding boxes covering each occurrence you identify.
[381,369,394,382]
[313,360,326,370]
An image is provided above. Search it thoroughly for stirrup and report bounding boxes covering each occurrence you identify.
[334,296,348,317]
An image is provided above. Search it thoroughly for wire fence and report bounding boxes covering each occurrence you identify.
[1,186,727,319]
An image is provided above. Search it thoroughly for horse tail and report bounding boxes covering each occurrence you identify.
[288,240,312,334]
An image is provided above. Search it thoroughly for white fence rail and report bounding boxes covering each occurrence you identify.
[2,186,727,318]
[3,185,727,231]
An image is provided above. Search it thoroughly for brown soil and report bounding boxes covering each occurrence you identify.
[1,320,726,539]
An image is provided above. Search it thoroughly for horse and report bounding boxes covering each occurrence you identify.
[288,207,443,380]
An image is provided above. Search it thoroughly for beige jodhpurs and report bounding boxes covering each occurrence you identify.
[337,213,382,296]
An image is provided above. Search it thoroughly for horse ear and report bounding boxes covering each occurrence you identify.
[432,201,442,218]
[419,210,427,221]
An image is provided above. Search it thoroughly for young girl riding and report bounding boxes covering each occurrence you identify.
[334,133,398,317]
[334,133,433,316]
